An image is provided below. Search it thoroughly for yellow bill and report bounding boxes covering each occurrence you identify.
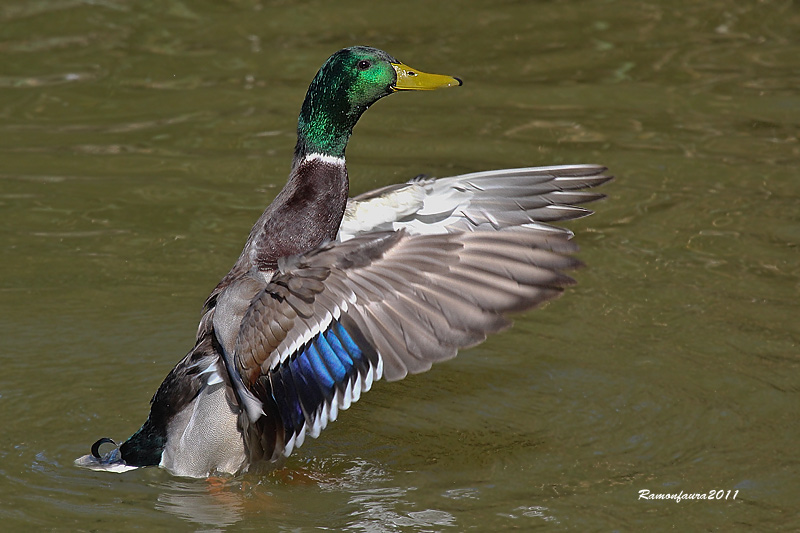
[391,62,462,91]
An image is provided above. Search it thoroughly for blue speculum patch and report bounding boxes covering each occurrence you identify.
[274,320,366,440]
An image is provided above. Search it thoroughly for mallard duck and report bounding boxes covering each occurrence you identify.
[76,46,610,478]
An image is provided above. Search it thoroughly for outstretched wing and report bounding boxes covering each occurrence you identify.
[339,164,610,240]
[233,227,582,462]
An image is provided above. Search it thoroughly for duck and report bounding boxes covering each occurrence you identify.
[76,46,611,478]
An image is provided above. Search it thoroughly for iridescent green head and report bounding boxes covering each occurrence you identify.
[295,46,461,159]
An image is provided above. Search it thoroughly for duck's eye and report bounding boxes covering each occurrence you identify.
[357,60,371,70]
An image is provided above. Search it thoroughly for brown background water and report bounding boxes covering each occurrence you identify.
[1,0,798,530]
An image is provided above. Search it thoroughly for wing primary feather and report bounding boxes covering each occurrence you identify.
[392,289,486,347]
[353,306,413,381]
[380,299,457,365]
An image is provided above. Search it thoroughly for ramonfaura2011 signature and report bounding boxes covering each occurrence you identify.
[638,489,739,502]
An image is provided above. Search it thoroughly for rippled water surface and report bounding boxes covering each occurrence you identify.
[1,0,798,530]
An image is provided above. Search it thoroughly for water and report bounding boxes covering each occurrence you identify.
[1,0,798,530]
